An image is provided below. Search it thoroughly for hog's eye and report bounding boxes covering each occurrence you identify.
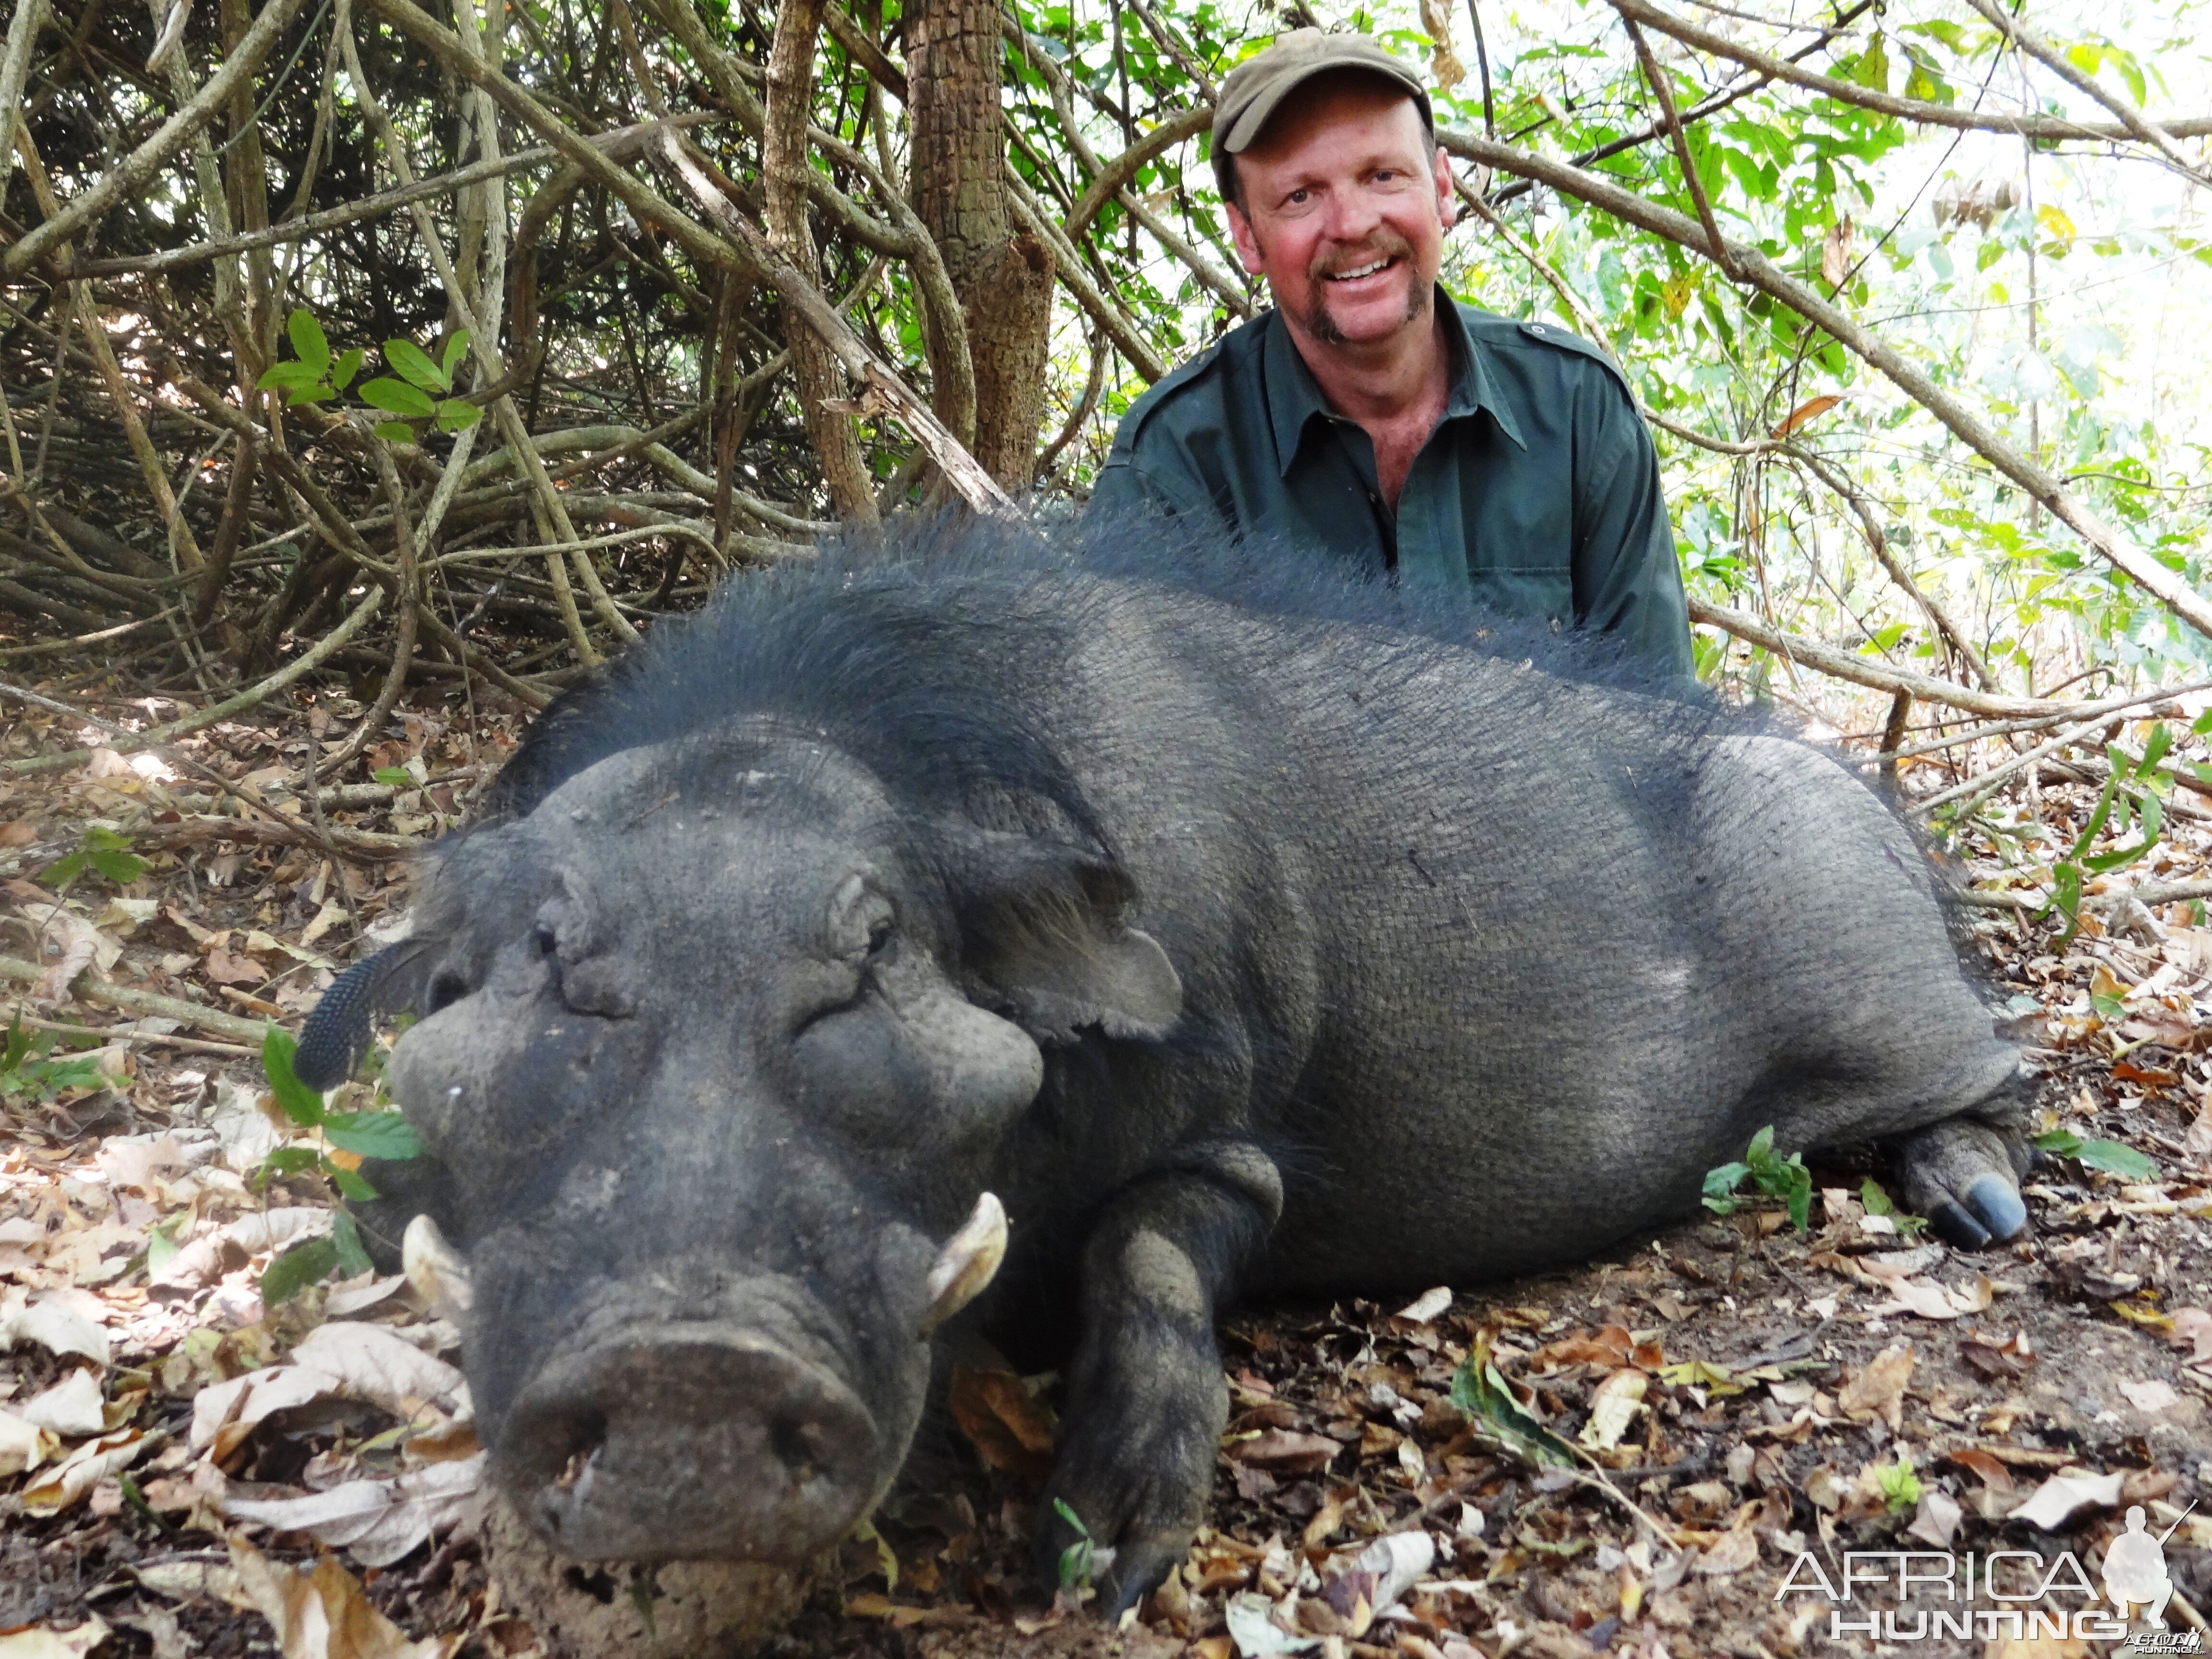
[866,917,894,958]
[426,969,469,1013]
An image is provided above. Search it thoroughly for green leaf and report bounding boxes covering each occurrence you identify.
[287,308,331,377]
[331,347,366,392]
[372,767,412,785]
[2073,1138,2156,1180]
[254,1146,324,1189]
[145,1214,186,1273]
[88,846,148,884]
[435,398,481,433]
[1052,1498,1094,1591]
[3,1012,30,1073]
[1876,1454,1921,1514]
[261,1235,340,1304]
[383,338,449,394]
[2032,1130,2156,1181]
[332,1211,374,1278]
[373,421,417,444]
[2138,722,2174,774]
[1746,1124,1775,1162]
[38,849,88,888]
[1860,1178,1896,1217]
[326,1161,380,1201]
[1700,1160,1750,1213]
[322,1110,422,1160]
[441,329,470,378]
[262,1024,326,1128]
[359,377,437,418]
[1449,1333,1579,1468]
[257,361,324,392]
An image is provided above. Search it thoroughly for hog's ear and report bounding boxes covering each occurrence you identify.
[950,835,1183,1043]
[295,937,439,1090]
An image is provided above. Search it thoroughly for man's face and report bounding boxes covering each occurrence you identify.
[1225,76,1455,355]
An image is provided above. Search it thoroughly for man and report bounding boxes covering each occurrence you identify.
[1089,30,1695,677]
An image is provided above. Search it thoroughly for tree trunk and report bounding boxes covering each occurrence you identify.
[767,0,880,523]
[905,0,1053,495]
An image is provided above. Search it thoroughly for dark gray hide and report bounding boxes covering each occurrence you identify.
[301,533,2027,1612]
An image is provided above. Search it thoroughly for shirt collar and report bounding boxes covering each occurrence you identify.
[1263,289,1528,478]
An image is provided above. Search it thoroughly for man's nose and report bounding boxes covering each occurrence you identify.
[1317,185,1382,245]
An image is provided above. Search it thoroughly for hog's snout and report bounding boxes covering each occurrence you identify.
[499,1322,880,1563]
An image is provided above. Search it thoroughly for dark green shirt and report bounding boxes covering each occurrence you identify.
[1089,294,1695,677]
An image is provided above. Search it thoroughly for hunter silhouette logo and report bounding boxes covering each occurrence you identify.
[1772,1501,2201,1645]
[2105,1503,2193,1633]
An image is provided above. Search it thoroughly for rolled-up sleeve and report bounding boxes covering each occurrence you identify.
[1570,376,1694,680]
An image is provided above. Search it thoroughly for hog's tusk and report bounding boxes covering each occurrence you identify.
[403,1212,474,1323]
[918,1191,1007,1337]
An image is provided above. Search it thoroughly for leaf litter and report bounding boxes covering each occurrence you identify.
[2,678,2212,1659]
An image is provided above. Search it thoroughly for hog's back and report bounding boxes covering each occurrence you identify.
[1034,581,2016,1288]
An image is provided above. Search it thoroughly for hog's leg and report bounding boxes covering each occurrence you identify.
[1038,1145,1282,1615]
[1894,1115,2032,1248]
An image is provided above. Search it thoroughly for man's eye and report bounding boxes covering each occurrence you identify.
[1285,188,1309,205]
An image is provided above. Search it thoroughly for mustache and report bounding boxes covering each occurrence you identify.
[1311,232,1415,280]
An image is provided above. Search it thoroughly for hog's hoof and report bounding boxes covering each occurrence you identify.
[1895,1117,2032,1249]
[484,1493,819,1658]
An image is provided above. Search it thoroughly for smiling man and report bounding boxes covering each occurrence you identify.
[1089,30,1695,676]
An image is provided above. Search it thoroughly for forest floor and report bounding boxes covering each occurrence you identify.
[2,666,2212,1659]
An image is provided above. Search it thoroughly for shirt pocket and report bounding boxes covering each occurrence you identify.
[1467,564,1573,626]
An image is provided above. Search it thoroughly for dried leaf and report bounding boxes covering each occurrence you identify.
[1578,1369,1647,1450]
[0,1615,112,1658]
[227,1536,461,1659]
[1337,1531,1433,1616]
[17,1368,105,1437]
[1946,1448,2016,1491]
[947,1362,1055,1484]
[191,1324,467,1454]
[21,1428,150,1515]
[1907,1489,1962,1549]
[1866,1274,1994,1321]
[1769,393,1843,438]
[1820,216,1854,289]
[2118,1378,2180,1412]
[0,1294,111,1364]
[0,1409,52,1475]
[1224,1592,1319,1656]
[204,946,270,986]
[225,1455,485,1568]
[1527,1326,1632,1372]
[1694,1513,1759,1576]
[2007,1469,2123,1531]
[2169,1306,2212,1364]
[33,909,115,1002]
[156,1208,333,1291]
[1393,1286,1452,1324]
[1229,1430,1343,1474]
[1836,1341,1913,1431]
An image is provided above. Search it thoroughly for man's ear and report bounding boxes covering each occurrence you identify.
[945,830,1183,1043]
[1432,144,1457,229]
[1225,197,1266,275]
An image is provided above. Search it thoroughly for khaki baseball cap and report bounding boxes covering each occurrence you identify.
[1211,30,1431,199]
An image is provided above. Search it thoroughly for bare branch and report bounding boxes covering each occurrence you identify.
[1609,0,2212,143]
[657,132,1016,517]
[1440,124,2212,643]
[1687,593,2048,717]
[2,0,309,274]
[1620,13,1735,276]
[1959,0,2212,187]
[1063,107,1212,241]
